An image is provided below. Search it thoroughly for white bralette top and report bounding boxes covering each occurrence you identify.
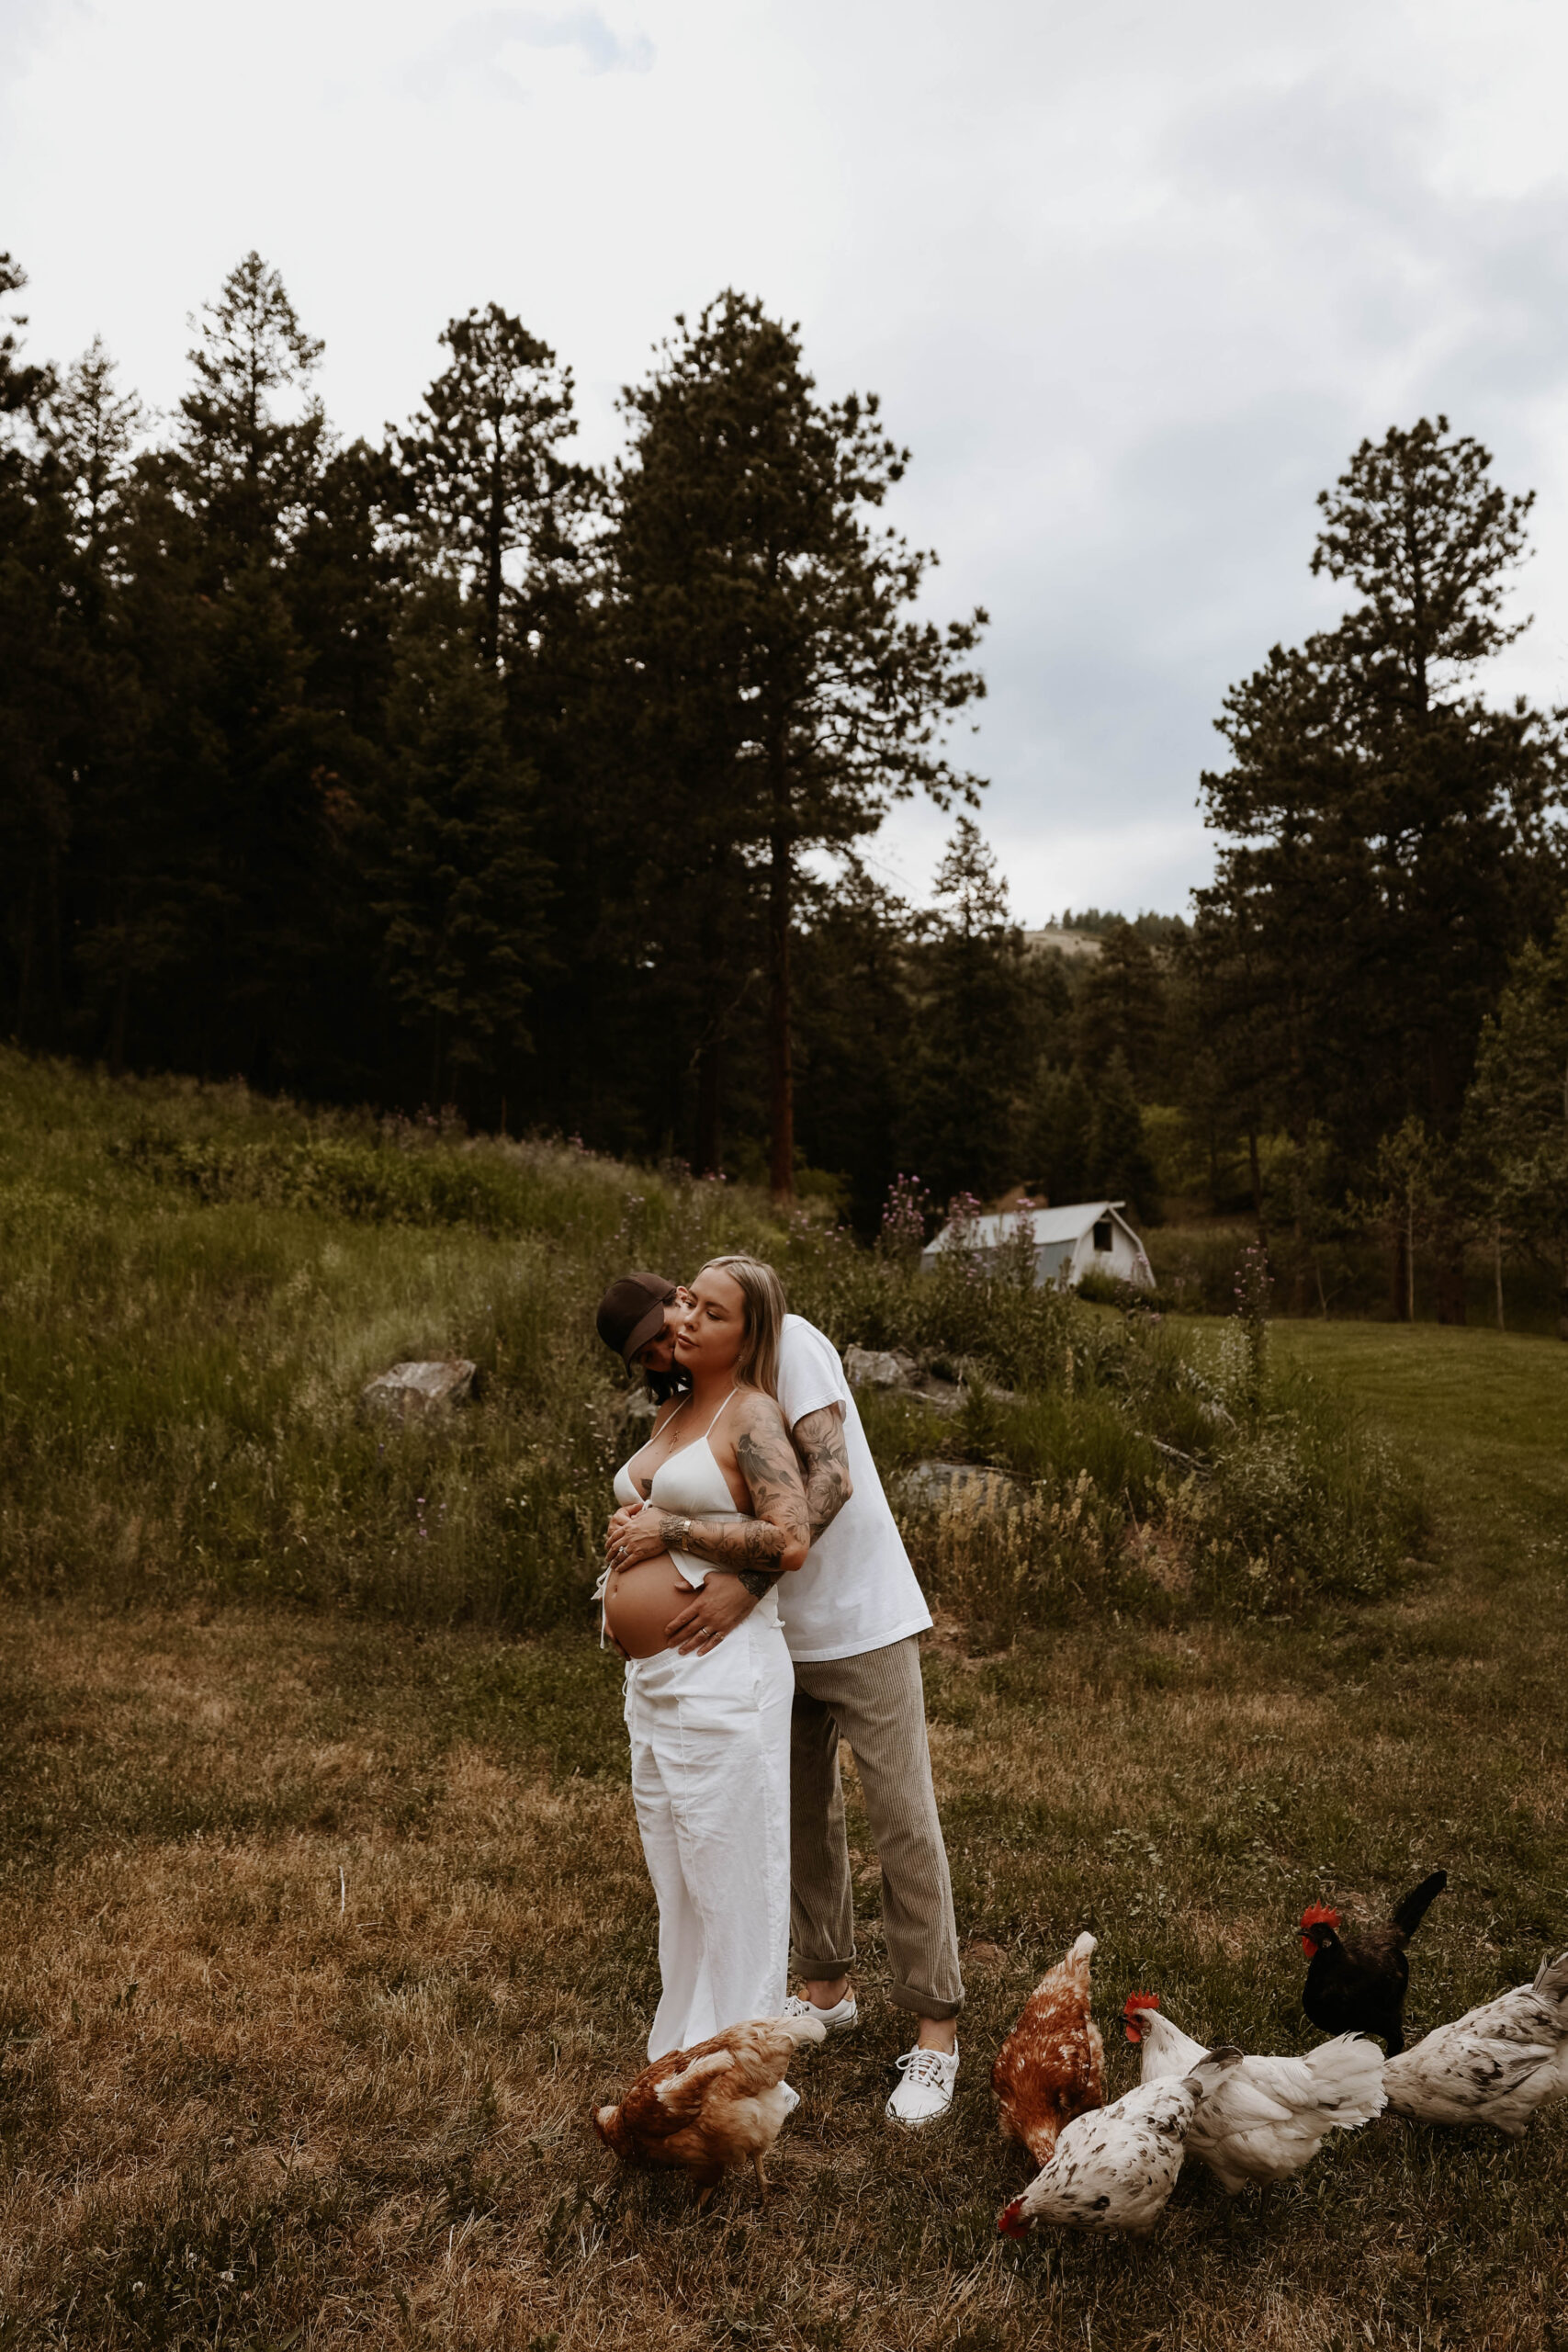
[613,1393,742,1589]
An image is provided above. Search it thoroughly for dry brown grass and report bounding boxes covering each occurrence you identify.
[3,1322,1567,2351]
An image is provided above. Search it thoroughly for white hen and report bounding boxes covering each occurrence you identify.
[1382,1947,1568,2136]
[1123,1994,1386,2193]
[998,2048,1242,2239]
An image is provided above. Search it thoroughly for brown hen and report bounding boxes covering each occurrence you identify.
[991,1930,1105,2164]
[592,2012,825,2207]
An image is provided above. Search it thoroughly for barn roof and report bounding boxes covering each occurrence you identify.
[922,1200,1134,1255]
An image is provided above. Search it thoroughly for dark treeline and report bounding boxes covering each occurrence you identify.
[3,252,1567,1298]
[0,249,1003,1221]
[1188,417,1568,1321]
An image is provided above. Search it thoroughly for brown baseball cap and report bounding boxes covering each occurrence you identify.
[596,1271,678,1363]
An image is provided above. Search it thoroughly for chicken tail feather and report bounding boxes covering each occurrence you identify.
[774,2012,829,2051]
[1531,1946,1568,2003]
[1391,1870,1448,1939]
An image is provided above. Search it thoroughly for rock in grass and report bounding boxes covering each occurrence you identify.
[360,1360,478,1422]
[844,1345,918,1387]
[899,1460,1022,1510]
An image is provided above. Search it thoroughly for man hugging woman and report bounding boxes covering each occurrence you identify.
[596,1257,964,2127]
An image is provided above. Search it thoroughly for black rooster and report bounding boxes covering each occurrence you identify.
[1299,1870,1448,2055]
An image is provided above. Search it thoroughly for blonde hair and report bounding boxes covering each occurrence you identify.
[698,1256,787,1397]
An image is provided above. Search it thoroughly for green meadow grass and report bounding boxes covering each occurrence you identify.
[2,1053,1565,2347]
[0,1046,1421,1635]
[2,1318,1564,2349]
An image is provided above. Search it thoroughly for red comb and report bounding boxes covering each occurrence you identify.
[1122,1990,1159,2043]
[998,2198,1032,2239]
[1300,1903,1339,1930]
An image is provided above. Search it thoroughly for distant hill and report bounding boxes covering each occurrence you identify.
[1021,909,1189,961]
[1055,908,1190,949]
[1020,924,1103,961]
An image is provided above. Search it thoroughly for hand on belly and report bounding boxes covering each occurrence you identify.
[603,1551,700,1658]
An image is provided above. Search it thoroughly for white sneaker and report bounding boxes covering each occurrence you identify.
[783,1991,859,2035]
[886,2042,959,2127]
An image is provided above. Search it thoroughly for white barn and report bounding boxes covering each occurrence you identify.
[919,1200,1155,1292]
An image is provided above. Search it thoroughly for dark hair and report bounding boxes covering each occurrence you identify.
[641,1362,692,1406]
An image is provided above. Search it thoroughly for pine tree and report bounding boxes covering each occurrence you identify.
[176,252,325,569]
[793,864,917,1228]
[1464,910,1568,1337]
[0,257,71,1045]
[1022,1064,1093,1206]
[1196,417,1567,1313]
[608,293,987,1197]
[1073,916,1169,1090]
[1089,1048,1158,1220]
[0,254,51,417]
[397,306,581,664]
[897,820,1045,1204]
[47,336,142,577]
[39,338,150,1059]
[372,588,553,1107]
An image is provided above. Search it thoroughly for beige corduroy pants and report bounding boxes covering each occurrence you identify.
[788,1634,964,2019]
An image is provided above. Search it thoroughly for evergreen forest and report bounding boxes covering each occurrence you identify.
[3,251,1566,1318]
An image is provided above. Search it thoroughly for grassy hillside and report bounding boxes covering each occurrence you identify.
[3,1054,1565,2349]
[0,1048,1419,1633]
[0,1049,773,1624]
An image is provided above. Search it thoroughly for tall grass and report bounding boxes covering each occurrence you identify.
[0,1049,1425,1636]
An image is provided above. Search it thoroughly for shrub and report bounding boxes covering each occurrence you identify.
[795,1197,1422,1633]
[0,1049,1426,1639]
[1075,1266,1182,1314]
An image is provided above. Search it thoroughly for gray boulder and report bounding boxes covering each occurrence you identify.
[360,1359,478,1422]
[897,1459,1023,1510]
[843,1344,918,1387]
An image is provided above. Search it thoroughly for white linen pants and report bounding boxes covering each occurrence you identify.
[625,1600,795,2061]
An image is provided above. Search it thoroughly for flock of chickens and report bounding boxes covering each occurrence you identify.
[592,1868,1568,2234]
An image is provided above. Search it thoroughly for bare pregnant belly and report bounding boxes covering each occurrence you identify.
[604,1552,699,1658]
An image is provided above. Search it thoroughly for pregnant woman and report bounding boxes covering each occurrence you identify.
[601,1257,810,2060]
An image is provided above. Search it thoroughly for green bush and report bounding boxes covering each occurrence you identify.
[0,1047,1426,1639]
[1074,1265,1181,1314]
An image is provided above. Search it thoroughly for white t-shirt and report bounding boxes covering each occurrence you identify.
[773,1313,933,1665]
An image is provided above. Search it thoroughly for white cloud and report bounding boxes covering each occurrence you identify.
[402,6,654,102]
[6,0,1568,918]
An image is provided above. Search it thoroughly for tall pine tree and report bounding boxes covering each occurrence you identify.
[1195,417,1567,1312]
[372,587,553,1109]
[397,306,582,665]
[608,293,987,1197]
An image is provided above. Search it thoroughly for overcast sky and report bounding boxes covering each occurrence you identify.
[6,0,1568,923]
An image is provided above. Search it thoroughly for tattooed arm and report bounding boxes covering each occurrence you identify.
[659,1393,813,1654]
[606,1396,820,1593]
[732,1391,812,1567]
[604,1500,795,1589]
[793,1402,852,1543]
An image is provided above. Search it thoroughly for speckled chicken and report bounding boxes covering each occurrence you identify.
[991,1930,1106,2164]
[1123,1993,1385,2191]
[998,2048,1243,2240]
[592,2012,824,2206]
[1382,1948,1568,2135]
